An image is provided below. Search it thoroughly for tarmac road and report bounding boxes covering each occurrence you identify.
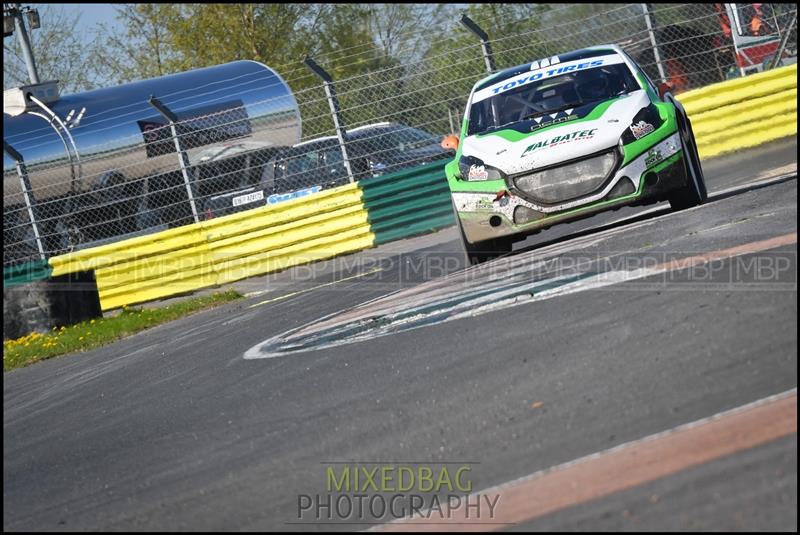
[3,138,797,531]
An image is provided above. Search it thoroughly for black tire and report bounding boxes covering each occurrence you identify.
[453,201,513,266]
[669,111,707,211]
[684,116,707,201]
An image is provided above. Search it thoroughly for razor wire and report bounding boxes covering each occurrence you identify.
[3,3,797,268]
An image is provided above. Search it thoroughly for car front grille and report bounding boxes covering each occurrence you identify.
[512,150,617,205]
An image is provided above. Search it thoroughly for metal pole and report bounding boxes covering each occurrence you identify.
[460,14,496,74]
[642,3,667,82]
[303,57,354,184]
[4,141,45,260]
[11,3,40,84]
[727,5,748,78]
[448,108,455,135]
[28,94,82,183]
[148,95,199,223]
[770,11,797,70]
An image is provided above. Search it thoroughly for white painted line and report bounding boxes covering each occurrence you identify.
[711,170,797,197]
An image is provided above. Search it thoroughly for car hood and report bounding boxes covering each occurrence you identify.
[461,90,650,174]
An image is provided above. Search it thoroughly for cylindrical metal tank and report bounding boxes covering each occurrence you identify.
[3,60,301,263]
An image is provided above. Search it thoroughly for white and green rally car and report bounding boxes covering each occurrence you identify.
[445,44,707,264]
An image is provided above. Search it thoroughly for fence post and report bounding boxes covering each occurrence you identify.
[771,10,797,70]
[303,57,354,184]
[460,14,496,74]
[147,95,199,223]
[4,141,45,260]
[641,3,667,82]
[9,3,40,84]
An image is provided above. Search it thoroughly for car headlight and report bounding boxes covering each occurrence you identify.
[622,103,663,144]
[458,155,504,181]
[513,151,617,204]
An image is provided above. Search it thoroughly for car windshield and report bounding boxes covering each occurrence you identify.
[467,62,640,136]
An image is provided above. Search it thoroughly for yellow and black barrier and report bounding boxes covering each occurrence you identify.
[682,63,797,160]
[49,183,374,310]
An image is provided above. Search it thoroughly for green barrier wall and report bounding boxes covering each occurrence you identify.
[359,162,454,244]
[49,183,372,311]
[3,259,52,289]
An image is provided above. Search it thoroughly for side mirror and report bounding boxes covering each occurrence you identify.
[658,81,673,100]
[441,134,459,151]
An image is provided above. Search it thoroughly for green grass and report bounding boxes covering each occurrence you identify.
[3,290,243,372]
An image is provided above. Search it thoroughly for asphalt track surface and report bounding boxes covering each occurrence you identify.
[4,138,797,531]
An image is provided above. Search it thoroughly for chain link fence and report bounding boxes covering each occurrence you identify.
[3,3,797,269]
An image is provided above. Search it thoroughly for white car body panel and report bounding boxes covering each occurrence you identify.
[452,131,681,215]
[460,91,651,176]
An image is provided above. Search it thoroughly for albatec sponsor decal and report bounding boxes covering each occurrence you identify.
[521,128,598,157]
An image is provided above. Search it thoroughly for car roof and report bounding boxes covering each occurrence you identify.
[347,122,393,133]
[288,122,412,150]
[288,123,394,150]
[347,125,400,140]
[473,44,628,92]
[292,136,338,149]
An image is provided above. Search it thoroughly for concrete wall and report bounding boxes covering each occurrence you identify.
[4,271,102,340]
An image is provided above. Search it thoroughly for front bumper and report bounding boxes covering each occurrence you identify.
[452,132,687,243]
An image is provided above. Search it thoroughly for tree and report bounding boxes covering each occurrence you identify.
[366,4,456,63]
[165,4,320,71]
[95,4,339,88]
[91,4,183,85]
[405,4,552,135]
[3,4,101,93]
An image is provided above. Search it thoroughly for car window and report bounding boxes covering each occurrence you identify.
[320,146,348,179]
[277,149,319,181]
[349,127,439,162]
[468,62,639,136]
[356,127,437,150]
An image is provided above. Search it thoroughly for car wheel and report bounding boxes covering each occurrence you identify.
[453,201,513,266]
[669,113,707,211]
[683,115,708,201]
